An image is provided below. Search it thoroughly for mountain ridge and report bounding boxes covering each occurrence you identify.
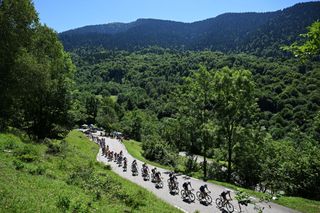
[59,2,320,56]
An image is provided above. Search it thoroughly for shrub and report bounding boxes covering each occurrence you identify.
[207,161,227,181]
[46,139,68,155]
[3,140,19,150]
[67,165,94,186]
[14,145,39,162]
[184,155,200,175]
[142,136,177,166]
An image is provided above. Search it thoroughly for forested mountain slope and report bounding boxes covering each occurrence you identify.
[70,47,320,142]
[59,2,320,56]
[68,46,320,200]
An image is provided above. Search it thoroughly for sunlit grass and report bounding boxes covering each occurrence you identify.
[0,131,181,213]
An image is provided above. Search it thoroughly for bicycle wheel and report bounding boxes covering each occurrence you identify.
[205,194,212,204]
[226,202,234,212]
[175,186,179,194]
[215,198,223,208]
[189,192,195,202]
[196,191,202,200]
[180,190,186,199]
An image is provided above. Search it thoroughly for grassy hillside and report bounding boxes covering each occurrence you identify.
[0,130,181,213]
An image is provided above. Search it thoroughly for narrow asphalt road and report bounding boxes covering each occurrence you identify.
[89,131,299,213]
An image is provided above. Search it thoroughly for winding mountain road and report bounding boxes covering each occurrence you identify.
[89,131,299,213]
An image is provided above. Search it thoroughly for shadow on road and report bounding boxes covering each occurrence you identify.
[182,198,194,204]
[199,200,211,206]
[217,207,229,213]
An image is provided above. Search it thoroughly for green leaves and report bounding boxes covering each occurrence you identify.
[0,0,75,138]
[282,21,320,60]
[176,65,258,180]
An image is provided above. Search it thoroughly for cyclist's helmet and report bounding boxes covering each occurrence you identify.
[204,184,207,188]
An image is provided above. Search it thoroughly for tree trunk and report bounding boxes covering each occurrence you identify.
[203,155,207,181]
[203,128,207,181]
[227,135,232,182]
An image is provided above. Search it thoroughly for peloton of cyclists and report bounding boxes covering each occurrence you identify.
[95,138,236,206]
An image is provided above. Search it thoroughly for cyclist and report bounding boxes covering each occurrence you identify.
[132,160,137,170]
[132,159,137,166]
[118,154,122,165]
[119,150,123,157]
[151,167,157,175]
[182,181,193,194]
[114,152,117,161]
[142,163,149,177]
[221,189,232,204]
[108,151,113,160]
[151,167,157,181]
[155,171,161,182]
[123,157,127,169]
[100,139,105,155]
[169,172,178,189]
[199,184,210,198]
[103,145,110,157]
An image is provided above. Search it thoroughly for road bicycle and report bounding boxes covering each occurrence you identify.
[181,189,195,202]
[167,179,179,194]
[155,177,163,188]
[196,190,212,204]
[215,195,234,212]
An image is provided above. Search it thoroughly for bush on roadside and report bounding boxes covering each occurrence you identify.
[184,154,200,175]
[142,136,177,166]
[207,161,227,181]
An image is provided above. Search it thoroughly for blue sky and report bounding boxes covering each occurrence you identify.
[33,0,317,32]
